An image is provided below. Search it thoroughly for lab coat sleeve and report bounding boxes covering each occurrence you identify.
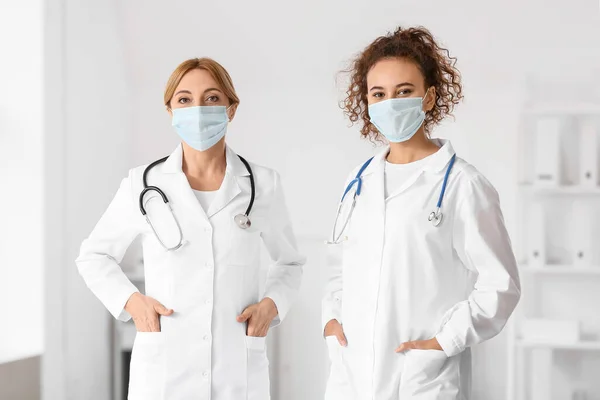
[261,171,306,327]
[435,174,521,357]
[75,171,142,322]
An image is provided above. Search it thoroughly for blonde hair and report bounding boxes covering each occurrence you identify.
[163,57,240,108]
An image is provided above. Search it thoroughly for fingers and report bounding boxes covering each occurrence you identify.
[236,306,254,323]
[247,322,268,337]
[239,303,275,337]
[336,330,348,347]
[395,338,442,353]
[395,340,419,353]
[154,301,174,316]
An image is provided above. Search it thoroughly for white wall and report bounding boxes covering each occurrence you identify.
[43,0,134,398]
[0,0,43,365]
[44,0,600,399]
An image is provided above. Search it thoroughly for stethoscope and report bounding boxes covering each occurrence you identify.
[327,153,457,245]
[139,154,255,251]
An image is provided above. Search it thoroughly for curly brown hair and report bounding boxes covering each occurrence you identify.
[342,26,464,141]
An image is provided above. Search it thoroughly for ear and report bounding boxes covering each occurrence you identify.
[227,103,238,122]
[423,86,436,112]
[166,106,173,117]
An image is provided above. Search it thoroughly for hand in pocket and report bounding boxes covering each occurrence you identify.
[125,292,174,332]
[237,297,279,337]
[395,337,443,353]
[324,319,347,346]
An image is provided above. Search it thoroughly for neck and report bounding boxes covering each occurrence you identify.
[387,128,440,164]
[181,140,227,179]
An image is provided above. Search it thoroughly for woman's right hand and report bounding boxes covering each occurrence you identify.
[324,319,347,346]
[124,292,174,332]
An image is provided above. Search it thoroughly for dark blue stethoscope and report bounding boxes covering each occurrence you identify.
[327,154,457,244]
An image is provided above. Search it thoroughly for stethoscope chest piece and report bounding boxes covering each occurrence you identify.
[234,213,251,229]
[428,210,443,227]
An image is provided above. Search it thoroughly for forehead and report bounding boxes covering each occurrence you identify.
[176,68,220,91]
[366,57,424,88]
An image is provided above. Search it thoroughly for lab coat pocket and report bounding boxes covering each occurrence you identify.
[245,335,270,400]
[324,336,351,400]
[128,332,165,400]
[399,349,460,400]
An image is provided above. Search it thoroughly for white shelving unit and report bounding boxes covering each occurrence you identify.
[507,102,600,400]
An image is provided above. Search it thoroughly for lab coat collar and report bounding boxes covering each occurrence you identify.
[361,138,456,177]
[161,143,251,177]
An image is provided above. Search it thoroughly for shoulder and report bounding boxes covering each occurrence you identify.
[344,156,378,184]
[451,157,499,205]
[129,163,151,180]
[246,159,279,181]
[242,159,282,198]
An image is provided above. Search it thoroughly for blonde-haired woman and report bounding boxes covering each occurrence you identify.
[76,58,305,400]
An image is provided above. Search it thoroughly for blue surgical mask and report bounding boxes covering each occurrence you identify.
[368,91,429,143]
[171,106,230,151]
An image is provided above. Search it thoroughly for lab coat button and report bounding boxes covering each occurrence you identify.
[203,371,210,378]
[203,335,210,341]
[205,262,213,268]
[205,299,212,305]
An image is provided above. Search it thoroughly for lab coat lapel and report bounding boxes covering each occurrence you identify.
[206,171,241,218]
[206,146,248,219]
[359,149,386,255]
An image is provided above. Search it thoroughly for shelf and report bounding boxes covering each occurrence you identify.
[523,103,600,116]
[519,184,600,196]
[517,339,600,351]
[520,265,600,276]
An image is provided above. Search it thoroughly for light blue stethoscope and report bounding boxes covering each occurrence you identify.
[326,154,457,245]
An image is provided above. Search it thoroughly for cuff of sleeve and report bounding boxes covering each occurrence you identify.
[110,286,140,322]
[435,325,463,357]
[264,292,289,328]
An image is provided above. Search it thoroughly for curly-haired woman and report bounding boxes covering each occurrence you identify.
[321,26,521,400]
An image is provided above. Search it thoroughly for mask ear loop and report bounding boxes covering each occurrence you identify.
[226,104,235,122]
[422,87,434,111]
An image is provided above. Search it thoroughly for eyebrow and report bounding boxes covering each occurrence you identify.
[173,88,223,97]
[369,82,415,92]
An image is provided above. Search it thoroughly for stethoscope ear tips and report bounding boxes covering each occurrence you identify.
[234,214,251,229]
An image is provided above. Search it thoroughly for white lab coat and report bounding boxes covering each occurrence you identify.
[76,144,305,400]
[322,140,520,400]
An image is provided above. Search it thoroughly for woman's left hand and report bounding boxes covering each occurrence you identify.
[395,338,443,353]
[236,297,279,337]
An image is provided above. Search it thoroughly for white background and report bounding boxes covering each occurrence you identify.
[1,0,599,399]
[0,0,43,364]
